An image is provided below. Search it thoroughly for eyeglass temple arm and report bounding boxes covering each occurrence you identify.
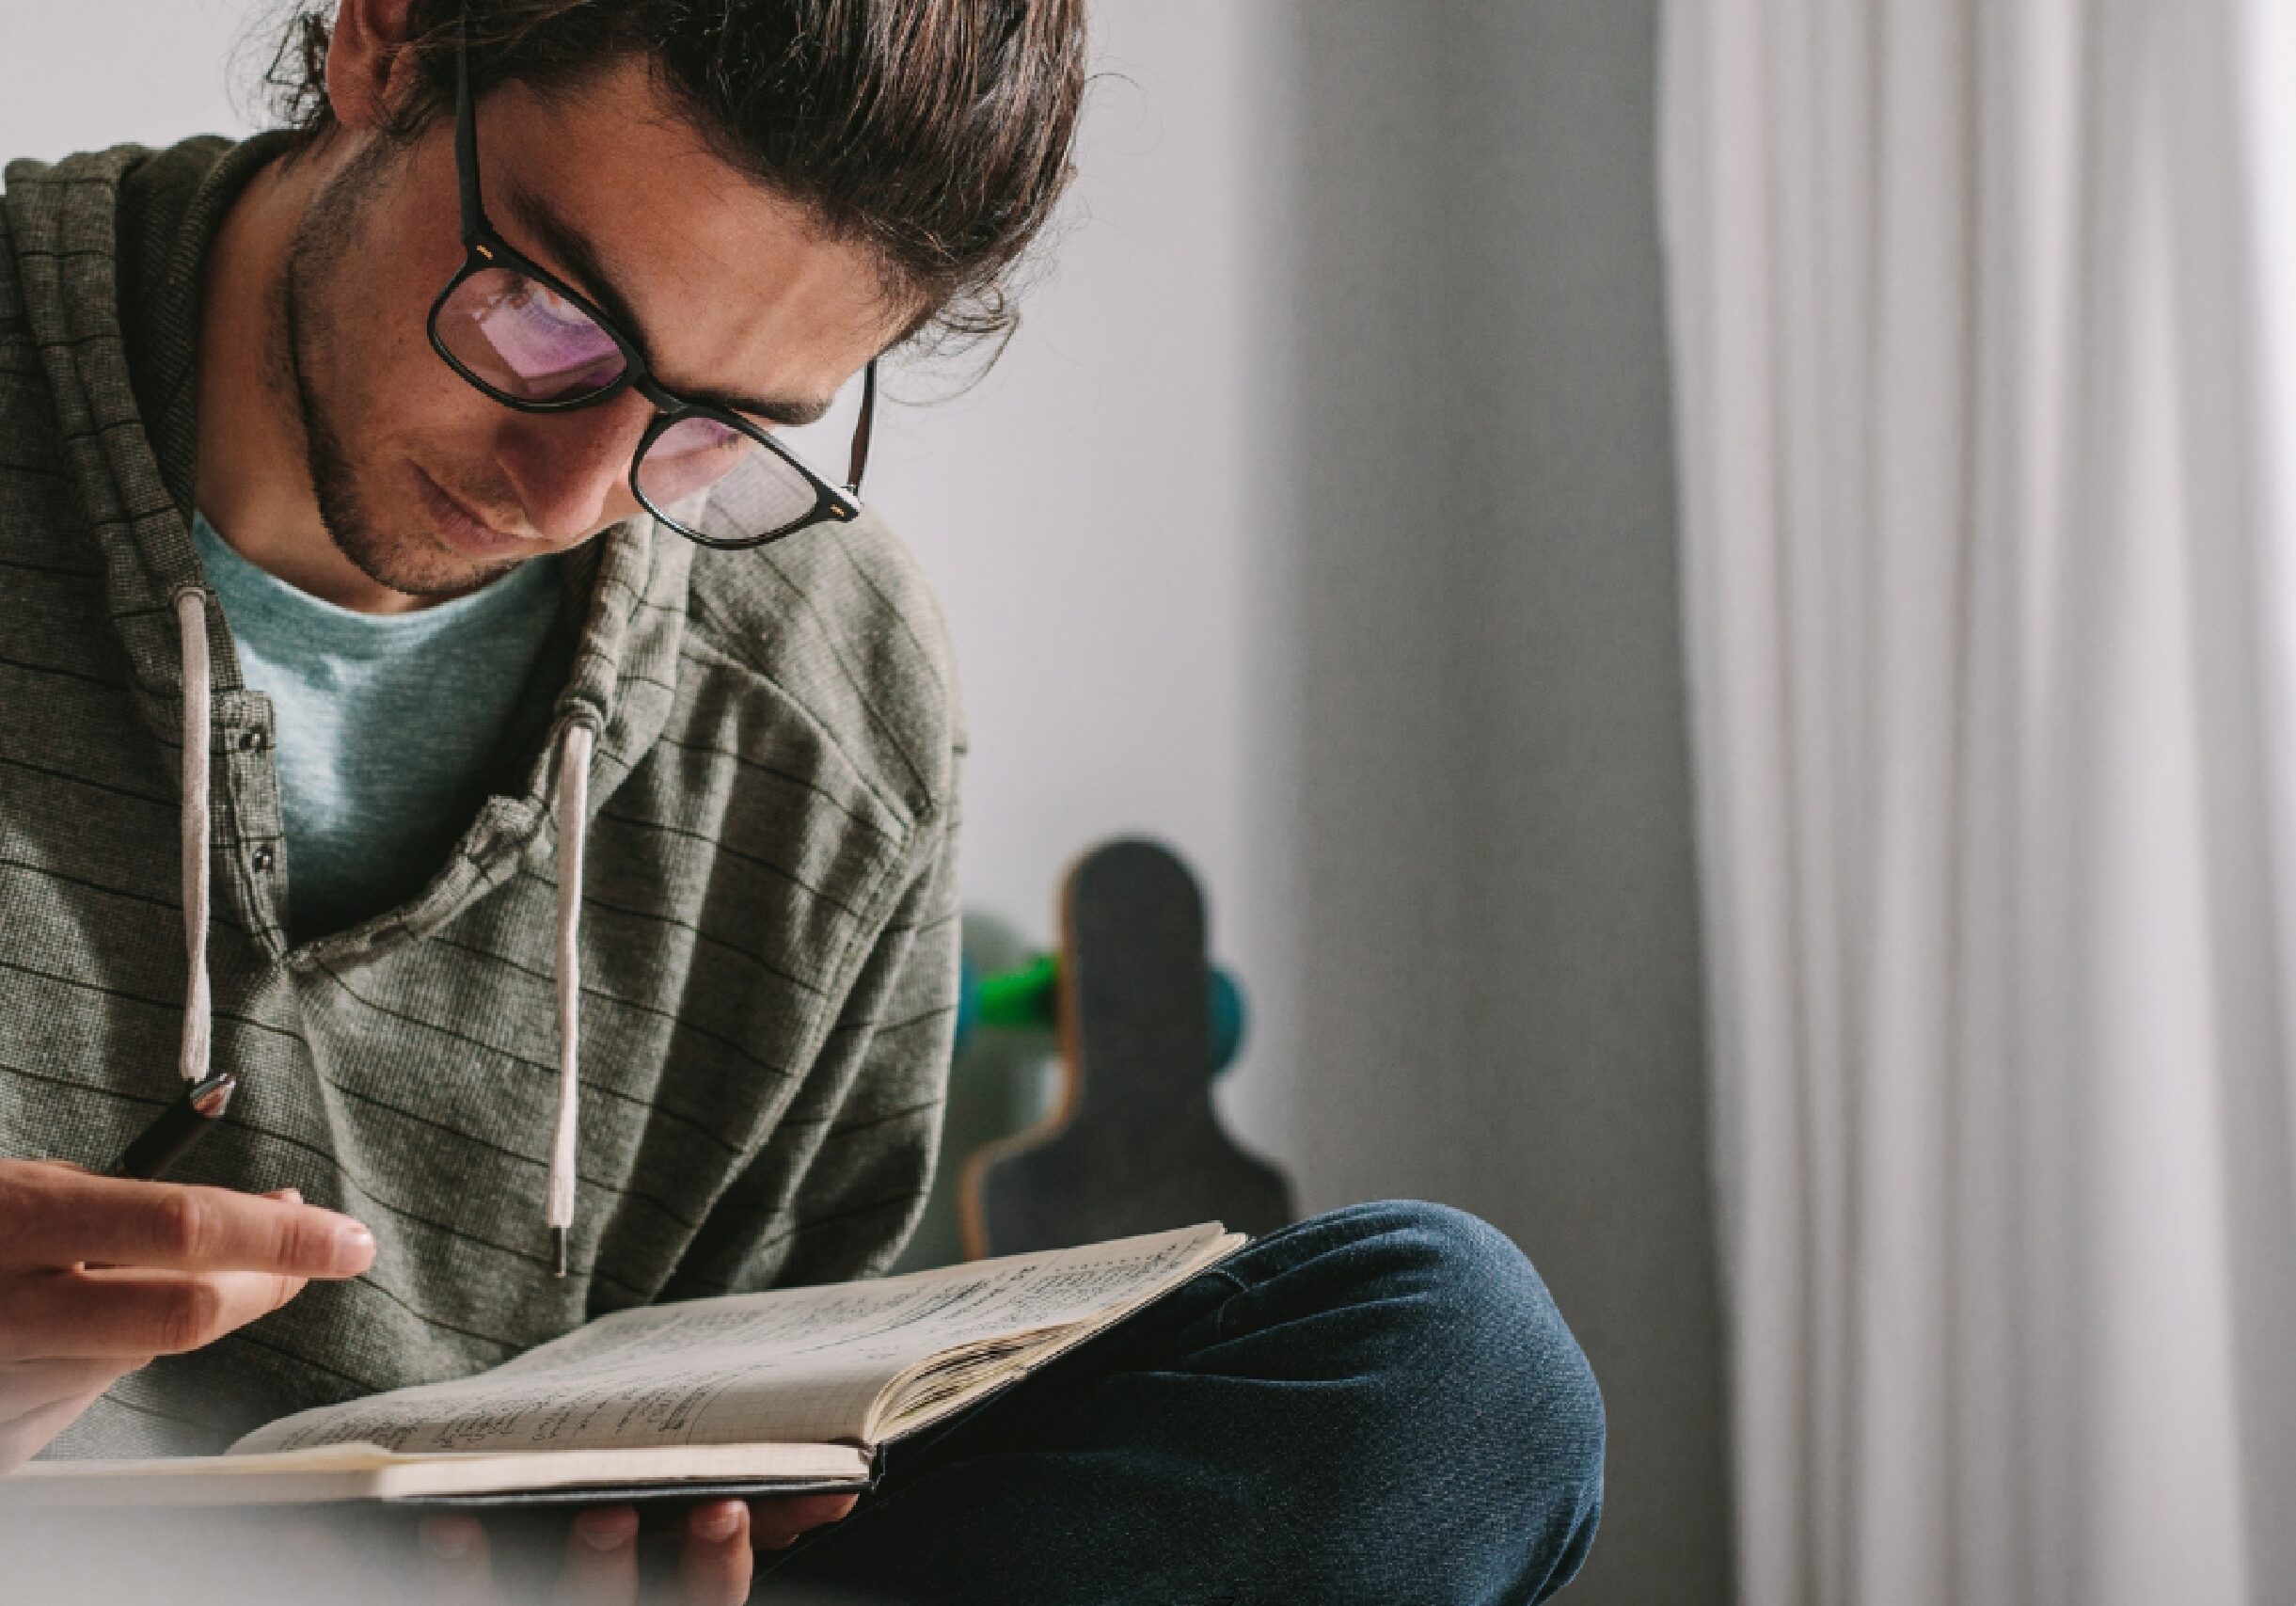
[453,9,486,244]
[846,359,878,495]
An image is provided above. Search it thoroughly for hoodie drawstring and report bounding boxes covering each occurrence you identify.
[550,721,594,1278]
[171,589,595,1279]
[175,592,213,1094]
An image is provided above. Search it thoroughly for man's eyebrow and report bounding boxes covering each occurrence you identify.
[497,180,839,429]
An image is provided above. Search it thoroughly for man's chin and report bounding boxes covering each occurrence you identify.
[296,405,524,600]
[327,512,523,602]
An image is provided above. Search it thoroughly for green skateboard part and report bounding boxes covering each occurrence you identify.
[975,952,1059,1027]
[960,953,1249,1072]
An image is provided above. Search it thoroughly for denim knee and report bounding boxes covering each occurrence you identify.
[1318,1200,1606,1598]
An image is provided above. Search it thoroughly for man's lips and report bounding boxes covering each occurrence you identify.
[411,467,541,558]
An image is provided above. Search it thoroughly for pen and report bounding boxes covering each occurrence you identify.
[114,1069,239,1181]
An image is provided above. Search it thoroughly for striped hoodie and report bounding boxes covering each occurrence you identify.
[0,130,965,1457]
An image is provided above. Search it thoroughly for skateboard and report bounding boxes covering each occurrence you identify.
[958,837,1295,1259]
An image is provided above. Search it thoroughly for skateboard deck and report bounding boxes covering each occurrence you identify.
[960,838,1293,1259]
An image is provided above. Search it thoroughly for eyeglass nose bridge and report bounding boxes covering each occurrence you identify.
[627,372,687,419]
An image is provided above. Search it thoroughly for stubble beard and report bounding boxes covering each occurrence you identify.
[278,138,517,601]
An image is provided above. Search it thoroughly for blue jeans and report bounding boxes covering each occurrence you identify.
[758,1201,1606,1605]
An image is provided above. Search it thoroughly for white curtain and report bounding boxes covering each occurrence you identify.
[1659,2,2296,1603]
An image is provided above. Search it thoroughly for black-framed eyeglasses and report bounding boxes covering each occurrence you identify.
[426,19,876,550]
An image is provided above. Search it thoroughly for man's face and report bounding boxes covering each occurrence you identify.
[282,56,903,598]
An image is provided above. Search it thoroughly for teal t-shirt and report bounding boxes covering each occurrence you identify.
[192,513,562,940]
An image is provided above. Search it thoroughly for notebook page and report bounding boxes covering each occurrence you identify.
[232,1224,1235,1457]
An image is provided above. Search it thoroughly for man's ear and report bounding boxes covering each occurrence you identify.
[324,0,428,133]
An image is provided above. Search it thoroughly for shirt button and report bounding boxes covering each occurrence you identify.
[237,730,267,753]
[251,847,276,872]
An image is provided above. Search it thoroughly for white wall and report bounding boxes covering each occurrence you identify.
[0,6,1732,1601]
[0,0,259,159]
[858,0,1269,1124]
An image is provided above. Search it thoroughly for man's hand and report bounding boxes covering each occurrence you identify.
[419,1495,860,1606]
[0,1158,376,1470]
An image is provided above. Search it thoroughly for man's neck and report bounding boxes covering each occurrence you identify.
[191,145,430,616]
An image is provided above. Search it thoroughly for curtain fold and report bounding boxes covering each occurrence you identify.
[1660,2,2296,1601]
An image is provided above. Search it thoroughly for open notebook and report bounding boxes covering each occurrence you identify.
[1,1223,1244,1507]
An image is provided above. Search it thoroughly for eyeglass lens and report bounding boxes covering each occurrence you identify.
[435,262,833,545]
[638,418,822,543]
[436,265,625,403]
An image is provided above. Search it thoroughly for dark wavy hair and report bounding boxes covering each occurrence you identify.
[258,0,1087,357]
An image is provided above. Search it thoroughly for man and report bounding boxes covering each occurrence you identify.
[0,1,1605,1600]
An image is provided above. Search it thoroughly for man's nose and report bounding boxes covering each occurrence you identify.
[495,393,654,543]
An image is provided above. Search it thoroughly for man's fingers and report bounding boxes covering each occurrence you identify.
[0,1357,137,1428]
[746,1491,859,1550]
[0,1268,311,1360]
[561,1505,641,1606]
[0,1167,372,1278]
[678,1500,752,1606]
[419,1513,499,1606]
[0,1378,111,1474]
